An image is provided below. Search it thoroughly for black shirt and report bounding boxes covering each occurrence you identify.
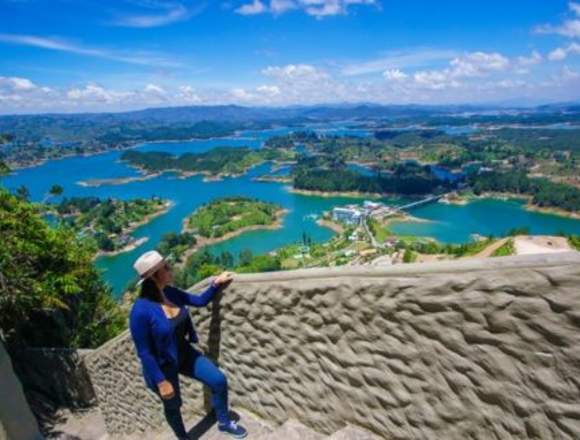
[169,306,190,366]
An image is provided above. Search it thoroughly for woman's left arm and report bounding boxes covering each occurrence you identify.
[168,272,233,307]
[167,283,219,307]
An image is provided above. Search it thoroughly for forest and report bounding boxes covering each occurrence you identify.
[470,171,580,212]
[293,156,453,195]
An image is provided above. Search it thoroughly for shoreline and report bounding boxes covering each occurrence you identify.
[77,172,162,187]
[177,208,289,267]
[96,237,149,259]
[253,175,293,183]
[94,200,173,260]
[448,191,580,219]
[316,218,344,234]
[288,187,384,199]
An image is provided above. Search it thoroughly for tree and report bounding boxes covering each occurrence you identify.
[15,185,30,201]
[0,161,10,176]
[239,249,253,266]
[43,184,64,203]
[0,189,125,348]
[49,184,64,197]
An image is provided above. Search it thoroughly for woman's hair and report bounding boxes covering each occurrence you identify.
[139,277,163,303]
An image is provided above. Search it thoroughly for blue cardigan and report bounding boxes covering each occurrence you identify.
[129,283,219,390]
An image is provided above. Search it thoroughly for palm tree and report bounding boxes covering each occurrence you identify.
[0,161,10,177]
[43,184,64,203]
[15,185,30,201]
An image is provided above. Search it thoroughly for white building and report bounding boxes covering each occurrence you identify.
[332,206,363,225]
[363,201,382,211]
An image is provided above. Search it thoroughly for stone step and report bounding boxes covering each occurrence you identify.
[254,419,325,440]
[326,425,380,440]
[179,409,274,440]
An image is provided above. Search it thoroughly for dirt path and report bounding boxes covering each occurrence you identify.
[469,238,509,259]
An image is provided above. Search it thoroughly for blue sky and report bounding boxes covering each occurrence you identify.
[0,0,580,113]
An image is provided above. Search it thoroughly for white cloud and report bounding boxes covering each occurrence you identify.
[449,52,510,78]
[2,45,580,113]
[413,70,458,90]
[234,0,376,17]
[178,85,201,102]
[535,2,580,38]
[256,85,281,96]
[562,65,580,80]
[144,83,166,94]
[548,42,580,61]
[0,34,181,68]
[342,48,458,76]
[383,69,408,81]
[0,76,37,91]
[262,64,329,80]
[107,1,205,27]
[66,83,134,104]
[517,50,542,66]
[231,88,254,100]
[235,0,267,15]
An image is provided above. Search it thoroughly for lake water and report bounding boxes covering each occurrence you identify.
[3,124,580,297]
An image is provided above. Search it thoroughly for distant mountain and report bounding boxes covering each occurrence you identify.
[0,103,507,124]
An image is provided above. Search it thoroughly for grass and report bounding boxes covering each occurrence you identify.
[491,238,515,257]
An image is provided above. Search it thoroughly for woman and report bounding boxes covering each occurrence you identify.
[129,250,247,439]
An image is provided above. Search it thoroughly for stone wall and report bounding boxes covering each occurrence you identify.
[85,252,580,439]
[0,339,42,440]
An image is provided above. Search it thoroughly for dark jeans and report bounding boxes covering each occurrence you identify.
[156,349,229,438]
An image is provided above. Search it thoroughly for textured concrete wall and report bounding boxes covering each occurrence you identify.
[85,252,580,439]
[0,340,43,440]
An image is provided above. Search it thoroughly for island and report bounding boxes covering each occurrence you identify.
[52,196,171,256]
[119,146,294,180]
[151,197,287,270]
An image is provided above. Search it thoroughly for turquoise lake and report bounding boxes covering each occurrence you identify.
[3,124,580,297]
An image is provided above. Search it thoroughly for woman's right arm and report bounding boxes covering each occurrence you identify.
[129,310,166,388]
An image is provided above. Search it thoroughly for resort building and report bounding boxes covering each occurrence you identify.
[332,206,363,225]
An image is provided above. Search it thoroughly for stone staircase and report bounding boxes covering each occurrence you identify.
[52,408,381,440]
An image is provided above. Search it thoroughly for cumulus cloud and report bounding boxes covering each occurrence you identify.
[396,51,511,91]
[383,69,408,81]
[535,2,580,38]
[1,46,580,113]
[178,85,202,102]
[517,50,543,66]
[262,63,329,80]
[0,76,38,91]
[235,0,267,15]
[562,65,580,80]
[548,42,580,61]
[144,83,166,94]
[448,52,510,78]
[256,84,281,96]
[234,0,376,17]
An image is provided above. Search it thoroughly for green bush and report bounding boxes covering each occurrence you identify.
[0,189,125,348]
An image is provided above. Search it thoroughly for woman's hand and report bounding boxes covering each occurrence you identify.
[213,271,234,288]
[158,380,175,400]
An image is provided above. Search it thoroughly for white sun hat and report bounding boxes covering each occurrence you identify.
[133,250,166,284]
